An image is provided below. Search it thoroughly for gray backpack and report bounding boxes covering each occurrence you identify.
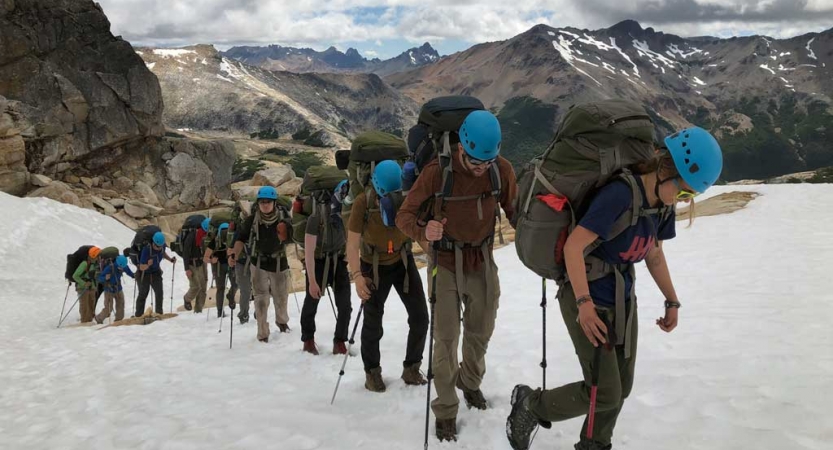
[512,99,671,283]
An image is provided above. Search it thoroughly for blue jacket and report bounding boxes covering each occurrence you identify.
[97,264,135,293]
[139,244,168,275]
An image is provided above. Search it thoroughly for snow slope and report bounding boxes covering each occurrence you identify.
[1,185,831,449]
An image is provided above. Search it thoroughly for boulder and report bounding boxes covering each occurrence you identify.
[252,165,294,188]
[91,195,116,215]
[277,177,303,197]
[123,201,150,219]
[30,174,52,187]
[108,198,125,208]
[134,180,160,206]
[113,211,139,229]
[26,181,82,207]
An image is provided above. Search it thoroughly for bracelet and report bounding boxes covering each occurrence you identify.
[575,295,593,308]
[664,300,681,309]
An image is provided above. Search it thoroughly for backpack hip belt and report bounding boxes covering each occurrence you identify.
[362,241,413,294]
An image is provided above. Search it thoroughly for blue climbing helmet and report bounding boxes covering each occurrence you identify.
[333,179,349,203]
[257,186,278,200]
[218,223,229,233]
[152,231,166,247]
[664,126,723,193]
[371,160,402,197]
[201,217,210,232]
[459,110,502,162]
[115,255,128,269]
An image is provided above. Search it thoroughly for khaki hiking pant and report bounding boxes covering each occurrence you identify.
[95,291,125,323]
[251,264,289,341]
[184,263,207,312]
[431,259,500,420]
[77,287,96,323]
[526,284,638,446]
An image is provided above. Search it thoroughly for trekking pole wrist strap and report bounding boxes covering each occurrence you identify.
[575,295,593,308]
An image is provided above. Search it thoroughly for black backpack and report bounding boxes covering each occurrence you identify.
[172,214,205,258]
[65,245,94,284]
[125,225,162,265]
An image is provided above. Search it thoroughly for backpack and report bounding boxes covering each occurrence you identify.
[205,210,234,252]
[65,245,94,284]
[406,96,504,249]
[291,165,347,259]
[172,214,205,258]
[512,99,672,283]
[125,225,162,266]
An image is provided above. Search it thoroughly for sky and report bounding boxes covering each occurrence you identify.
[97,0,833,59]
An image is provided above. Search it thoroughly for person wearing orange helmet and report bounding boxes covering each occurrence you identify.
[72,246,101,323]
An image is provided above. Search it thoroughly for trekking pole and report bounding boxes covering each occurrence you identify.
[541,278,547,389]
[57,283,71,328]
[58,288,87,328]
[219,270,230,334]
[132,278,137,317]
[170,260,176,314]
[587,344,603,440]
[325,286,337,321]
[331,303,364,405]
[287,268,301,314]
[423,247,438,450]
[229,302,234,349]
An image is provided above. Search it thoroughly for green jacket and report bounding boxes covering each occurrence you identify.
[73,260,98,290]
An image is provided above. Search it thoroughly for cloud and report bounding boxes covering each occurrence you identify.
[96,0,833,51]
[364,50,379,57]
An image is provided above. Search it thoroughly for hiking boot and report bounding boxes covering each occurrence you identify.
[365,367,386,392]
[456,374,488,410]
[303,340,319,355]
[401,362,428,386]
[574,438,612,450]
[277,323,290,333]
[435,418,457,442]
[258,336,268,343]
[184,301,192,311]
[95,316,104,325]
[332,340,348,355]
[238,314,249,324]
[229,299,236,310]
[506,384,541,450]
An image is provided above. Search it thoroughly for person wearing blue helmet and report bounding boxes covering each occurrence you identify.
[204,222,234,317]
[95,255,135,323]
[506,126,723,450]
[397,106,518,442]
[230,186,293,342]
[182,216,210,313]
[346,159,429,392]
[136,231,176,316]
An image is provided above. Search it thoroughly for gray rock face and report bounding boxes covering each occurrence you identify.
[30,173,52,187]
[91,195,116,215]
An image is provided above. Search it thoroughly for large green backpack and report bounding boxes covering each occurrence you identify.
[291,166,348,260]
[512,99,671,283]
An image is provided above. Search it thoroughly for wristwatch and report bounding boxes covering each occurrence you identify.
[664,300,681,309]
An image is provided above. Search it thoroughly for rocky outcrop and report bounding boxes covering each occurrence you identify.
[0,1,236,216]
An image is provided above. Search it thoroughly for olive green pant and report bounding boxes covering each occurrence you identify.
[184,263,207,312]
[526,284,637,445]
[431,260,500,420]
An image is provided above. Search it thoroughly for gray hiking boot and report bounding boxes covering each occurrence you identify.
[401,362,427,386]
[575,438,612,450]
[456,374,488,410]
[435,418,457,442]
[365,367,386,393]
[506,384,540,450]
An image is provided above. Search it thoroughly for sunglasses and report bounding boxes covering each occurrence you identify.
[464,153,496,166]
[672,178,698,200]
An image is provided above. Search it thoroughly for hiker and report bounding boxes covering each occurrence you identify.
[135,232,176,316]
[345,160,428,392]
[73,246,101,323]
[182,217,209,313]
[229,220,254,324]
[396,109,517,441]
[95,255,135,323]
[205,222,234,317]
[505,127,724,450]
[230,186,293,343]
[295,168,352,355]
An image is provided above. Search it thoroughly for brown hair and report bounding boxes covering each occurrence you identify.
[630,151,696,227]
